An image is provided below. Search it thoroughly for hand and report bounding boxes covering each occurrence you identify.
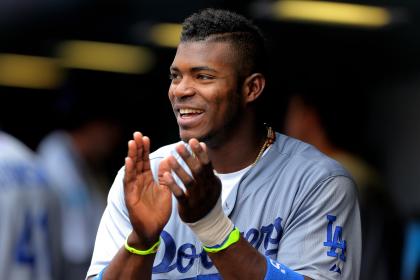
[124,132,172,248]
[160,138,221,223]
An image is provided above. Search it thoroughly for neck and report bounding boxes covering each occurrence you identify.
[206,117,267,174]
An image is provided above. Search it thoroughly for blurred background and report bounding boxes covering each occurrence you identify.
[1,0,420,279]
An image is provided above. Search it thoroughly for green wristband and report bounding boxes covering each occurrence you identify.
[202,227,240,253]
[124,237,161,255]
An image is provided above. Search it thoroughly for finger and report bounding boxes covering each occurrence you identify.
[133,131,143,142]
[189,139,209,165]
[167,155,195,187]
[127,140,137,161]
[133,132,144,173]
[158,157,171,179]
[200,142,207,154]
[124,156,134,180]
[175,143,202,174]
[124,157,135,194]
[142,136,151,171]
[162,171,186,201]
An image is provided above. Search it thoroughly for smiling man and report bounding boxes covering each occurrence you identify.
[86,9,361,280]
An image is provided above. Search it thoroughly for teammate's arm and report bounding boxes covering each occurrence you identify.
[161,139,313,280]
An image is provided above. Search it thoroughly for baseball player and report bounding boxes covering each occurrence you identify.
[0,131,60,280]
[87,8,361,280]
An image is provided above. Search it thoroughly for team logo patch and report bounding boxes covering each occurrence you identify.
[323,213,346,275]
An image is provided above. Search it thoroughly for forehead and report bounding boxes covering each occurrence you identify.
[171,41,238,71]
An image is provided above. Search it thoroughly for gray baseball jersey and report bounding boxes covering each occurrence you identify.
[0,132,59,280]
[87,132,361,279]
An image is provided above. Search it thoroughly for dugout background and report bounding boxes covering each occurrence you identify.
[1,2,420,277]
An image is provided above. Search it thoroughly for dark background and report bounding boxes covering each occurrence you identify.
[1,0,420,217]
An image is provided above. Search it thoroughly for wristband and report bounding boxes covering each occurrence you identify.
[124,237,160,255]
[203,227,240,253]
[264,257,304,280]
[186,197,234,247]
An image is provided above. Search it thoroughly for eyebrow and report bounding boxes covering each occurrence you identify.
[170,65,218,73]
[191,66,217,73]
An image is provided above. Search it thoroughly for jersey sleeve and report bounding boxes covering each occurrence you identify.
[86,168,132,279]
[277,175,361,280]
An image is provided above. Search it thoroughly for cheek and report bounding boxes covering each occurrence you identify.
[168,87,174,100]
[215,92,241,120]
[211,95,229,118]
[168,90,177,108]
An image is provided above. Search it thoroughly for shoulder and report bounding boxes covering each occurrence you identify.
[272,134,358,211]
[238,133,355,208]
[270,132,351,179]
[37,131,73,156]
[0,131,35,161]
[250,133,356,204]
[0,131,50,191]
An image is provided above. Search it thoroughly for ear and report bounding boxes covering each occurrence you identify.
[242,73,266,104]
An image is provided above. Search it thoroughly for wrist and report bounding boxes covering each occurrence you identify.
[203,227,240,253]
[186,197,234,247]
[127,231,160,251]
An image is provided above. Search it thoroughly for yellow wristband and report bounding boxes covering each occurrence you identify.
[202,227,240,253]
[124,237,161,255]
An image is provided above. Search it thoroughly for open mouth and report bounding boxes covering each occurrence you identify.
[179,108,204,118]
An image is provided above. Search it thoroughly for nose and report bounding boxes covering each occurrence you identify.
[169,77,196,100]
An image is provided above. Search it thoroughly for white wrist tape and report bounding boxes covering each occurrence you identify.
[186,197,234,247]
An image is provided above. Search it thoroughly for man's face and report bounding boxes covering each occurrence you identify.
[168,40,243,144]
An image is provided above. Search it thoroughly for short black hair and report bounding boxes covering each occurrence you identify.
[180,8,267,77]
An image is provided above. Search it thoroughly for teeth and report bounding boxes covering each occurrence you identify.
[179,108,203,114]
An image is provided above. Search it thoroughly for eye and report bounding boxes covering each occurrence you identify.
[197,74,214,80]
[169,72,181,81]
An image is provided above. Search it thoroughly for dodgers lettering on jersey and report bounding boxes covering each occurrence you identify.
[152,214,348,277]
[87,133,362,280]
[153,217,283,275]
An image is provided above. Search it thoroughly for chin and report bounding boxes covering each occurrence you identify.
[179,129,208,143]
[179,130,195,143]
